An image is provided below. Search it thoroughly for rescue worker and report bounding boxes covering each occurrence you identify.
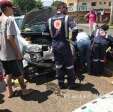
[75,29,91,71]
[45,2,78,89]
[0,0,32,97]
[90,24,113,75]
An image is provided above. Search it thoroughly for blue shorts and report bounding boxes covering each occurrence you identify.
[1,60,24,77]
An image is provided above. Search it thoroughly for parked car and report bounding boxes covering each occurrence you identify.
[21,7,56,43]
[20,7,56,80]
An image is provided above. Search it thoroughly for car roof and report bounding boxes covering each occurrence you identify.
[72,91,113,112]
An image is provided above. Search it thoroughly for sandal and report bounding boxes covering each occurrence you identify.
[8,92,15,98]
[8,90,20,98]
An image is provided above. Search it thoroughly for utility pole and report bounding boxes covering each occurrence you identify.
[110,0,113,24]
[76,0,79,23]
[53,0,54,5]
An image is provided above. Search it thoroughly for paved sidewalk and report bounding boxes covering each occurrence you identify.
[0,73,113,112]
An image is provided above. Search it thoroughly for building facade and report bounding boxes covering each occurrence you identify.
[64,0,111,12]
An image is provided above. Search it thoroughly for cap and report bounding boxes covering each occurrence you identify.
[0,0,15,9]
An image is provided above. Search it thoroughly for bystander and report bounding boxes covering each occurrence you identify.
[0,0,31,98]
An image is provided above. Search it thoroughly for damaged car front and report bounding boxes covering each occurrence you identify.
[20,7,56,81]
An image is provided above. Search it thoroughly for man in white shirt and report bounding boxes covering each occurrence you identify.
[0,0,31,98]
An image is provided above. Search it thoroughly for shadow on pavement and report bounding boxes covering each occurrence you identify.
[21,89,53,103]
[88,73,113,77]
[0,94,4,104]
[70,82,100,96]
[35,73,56,85]
[100,73,113,77]
[0,109,12,112]
[25,70,56,85]
[44,82,100,96]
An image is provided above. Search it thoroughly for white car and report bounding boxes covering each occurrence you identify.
[72,91,113,112]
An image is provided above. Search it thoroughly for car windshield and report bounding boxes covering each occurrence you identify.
[15,15,24,29]
[23,21,46,32]
[21,7,56,32]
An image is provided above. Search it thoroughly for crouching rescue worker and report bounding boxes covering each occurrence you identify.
[45,2,78,89]
[75,29,91,71]
[90,24,113,75]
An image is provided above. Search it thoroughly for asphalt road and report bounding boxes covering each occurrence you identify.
[0,24,113,112]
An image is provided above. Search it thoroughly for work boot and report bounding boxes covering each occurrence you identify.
[58,81,65,89]
[66,68,76,89]
[67,83,76,89]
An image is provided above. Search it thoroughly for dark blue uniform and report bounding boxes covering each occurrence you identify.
[90,29,110,75]
[47,12,77,87]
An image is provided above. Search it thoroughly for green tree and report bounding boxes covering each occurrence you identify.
[12,0,43,13]
[36,0,43,9]
[52,1,63,8]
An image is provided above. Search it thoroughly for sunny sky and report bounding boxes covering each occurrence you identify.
[42,0,53,6]
[42,0,63,6]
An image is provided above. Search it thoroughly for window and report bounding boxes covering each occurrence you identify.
[99,1,102,5]
[82,2,87,5]
[91,2,96,6]
[109,2,111,6]
[69,3,74,6]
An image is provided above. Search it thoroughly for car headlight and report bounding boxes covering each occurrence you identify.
[23,28,31,32]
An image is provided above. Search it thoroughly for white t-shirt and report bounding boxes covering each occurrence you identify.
[0,16,29,61]
[13,17,29,53]
[0,16,19,61]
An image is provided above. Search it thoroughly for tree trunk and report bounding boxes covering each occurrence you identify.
[110,0,113,25]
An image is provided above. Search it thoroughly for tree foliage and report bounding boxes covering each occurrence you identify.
[36,0,43,9]
[52,1,63,8]
[12,0,43,13]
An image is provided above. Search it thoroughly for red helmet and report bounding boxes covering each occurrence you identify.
[0,0,11,3]
[0,0,15,9]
